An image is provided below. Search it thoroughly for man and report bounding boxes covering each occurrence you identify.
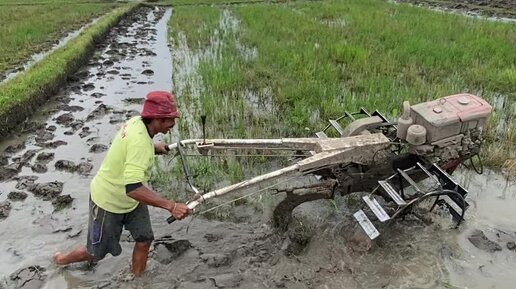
[53,91,190,277]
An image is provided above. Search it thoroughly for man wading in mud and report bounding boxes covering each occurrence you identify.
[53,91,191,277]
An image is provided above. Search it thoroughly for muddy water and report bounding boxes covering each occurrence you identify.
[1,4,516,289]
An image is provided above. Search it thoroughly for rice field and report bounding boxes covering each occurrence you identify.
[168,0,515,167]
[0,1,120,73]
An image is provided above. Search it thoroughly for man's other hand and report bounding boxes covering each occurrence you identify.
[154,143,169,155]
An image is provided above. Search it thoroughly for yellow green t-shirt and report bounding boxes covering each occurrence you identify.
[91,116,155,213]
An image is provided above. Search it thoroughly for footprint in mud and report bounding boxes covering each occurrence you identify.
[141,69,154,76]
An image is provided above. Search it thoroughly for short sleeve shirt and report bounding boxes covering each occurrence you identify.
[91,116,155,213]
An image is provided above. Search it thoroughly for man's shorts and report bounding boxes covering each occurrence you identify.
[86,198,154,261]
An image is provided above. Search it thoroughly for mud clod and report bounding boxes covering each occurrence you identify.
[14,176,38,190]
[31,163,48,173]
[76,161,94,175]
[59,105,84,112]
[55,113,75,126]
[8,191,28,201]
[4,143,25,154]
[0,201,12,219]
[87,104,112,121]
[52,194,74,211]
[9,265,46,289]
[29,181,63,200]
[152,237,192,264]
[82,83,95,91]
[36,152,54,163]
[0,166,19,182]
[55,160,77,172]
[468,230,502,252]
[91,92,106,98]
[90,144,108,153]
[79,127,92,138]
[37,140,68,149]
[35,130,54,143]
[123,98,144,104]
[11,150,38,170]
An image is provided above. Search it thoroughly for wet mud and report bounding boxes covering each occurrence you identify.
[398,0,516,18]
[0,3,516,289]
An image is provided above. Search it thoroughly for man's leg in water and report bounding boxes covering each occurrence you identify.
[125,203,154,277]
[132,241,152,277]
[53,246,94,265]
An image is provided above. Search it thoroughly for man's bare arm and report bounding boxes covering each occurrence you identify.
[127,184,190,220]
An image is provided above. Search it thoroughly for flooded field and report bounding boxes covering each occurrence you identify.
[0,2,515,289]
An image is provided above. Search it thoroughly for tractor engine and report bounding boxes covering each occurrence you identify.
[396,93,492,162]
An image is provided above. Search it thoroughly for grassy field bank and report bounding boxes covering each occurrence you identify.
[168,0,515,168]
[164,0,287,5]
[0,3,136,137]
[0,0,120,4]
[0,2,120,74]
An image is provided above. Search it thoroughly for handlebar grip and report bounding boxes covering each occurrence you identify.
[167,215,176,224]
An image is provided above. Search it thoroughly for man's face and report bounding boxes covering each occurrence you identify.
[159,118,176,134]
